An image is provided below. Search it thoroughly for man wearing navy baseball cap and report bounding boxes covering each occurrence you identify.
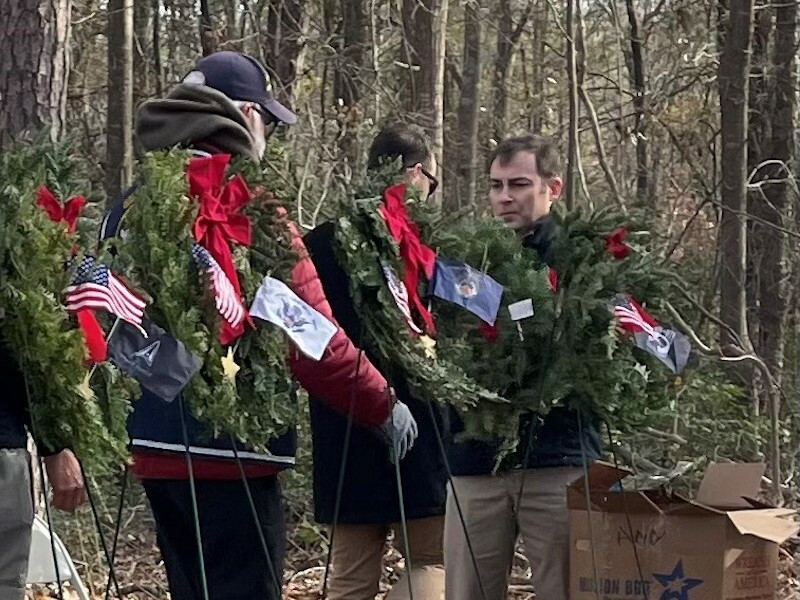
[134,51,297,163]
[104,51,415,600]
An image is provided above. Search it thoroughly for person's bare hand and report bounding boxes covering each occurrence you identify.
[43,449,88,512]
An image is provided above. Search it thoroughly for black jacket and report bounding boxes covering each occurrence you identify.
[0,342,59,454]
[304,222,448,524]
[0,343,29,450]
[447,215,602,476]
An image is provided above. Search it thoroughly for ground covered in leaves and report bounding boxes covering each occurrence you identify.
[25,476,798,600]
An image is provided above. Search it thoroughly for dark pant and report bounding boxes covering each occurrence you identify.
[143,476,285,600]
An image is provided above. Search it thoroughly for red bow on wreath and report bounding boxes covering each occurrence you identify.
[605,227,631,260]
[34,186,106,363]
[187,154,254,345]
[36,186,86,233]
[379,183,436,336]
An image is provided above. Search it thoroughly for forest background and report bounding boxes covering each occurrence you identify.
[0,0,798,596]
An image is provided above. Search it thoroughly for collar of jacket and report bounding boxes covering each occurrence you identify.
[521,215,557,267]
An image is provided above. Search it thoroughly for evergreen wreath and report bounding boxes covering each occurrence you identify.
[109,149,298,448]
[333,162,505,414]
[432,205,683,443]
[0,141,133,471]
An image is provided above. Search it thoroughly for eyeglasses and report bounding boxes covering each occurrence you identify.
[419,167,439,198]
[254,106,281,139]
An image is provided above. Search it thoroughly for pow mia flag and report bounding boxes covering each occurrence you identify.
[107,317,202,401]
[612,296,691,374]
[430,258,504,325]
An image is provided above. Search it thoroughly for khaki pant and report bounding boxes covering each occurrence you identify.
[444,467,581,600]
[0,449,33,600]
[328,515,445,600]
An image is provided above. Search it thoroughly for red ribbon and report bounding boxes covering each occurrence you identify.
[36,186,86,233]
[77,309,108,363]
[478,323,499,343]
[36,185,107,362]
[547,268,558,293]
[378,184,436,336]
[605,227,631,260]
[187,154,254,345]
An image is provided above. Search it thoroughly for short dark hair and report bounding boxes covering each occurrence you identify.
[367,122,433,170]
[489,134,561,179]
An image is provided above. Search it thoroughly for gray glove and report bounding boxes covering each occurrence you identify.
[380,400,419,463]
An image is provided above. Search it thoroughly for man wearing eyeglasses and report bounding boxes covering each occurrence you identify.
[102,53,419,600]
[302,123,446,600]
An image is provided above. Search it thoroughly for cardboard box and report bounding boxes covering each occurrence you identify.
[569,462,798,600]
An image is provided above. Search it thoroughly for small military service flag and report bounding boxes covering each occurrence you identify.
[107,318,203,401]
[249,276,337,361]
[612,296,690,374]
[430,258,504,325]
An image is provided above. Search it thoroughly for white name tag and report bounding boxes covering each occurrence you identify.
[508,299,534,321]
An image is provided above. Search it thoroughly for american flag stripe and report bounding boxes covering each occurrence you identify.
[65,281,145,325]
[613,304,668,346]
[380,261,423,334]
[209,268,245,326]
[64,256,147,328]
[191,244,246,327]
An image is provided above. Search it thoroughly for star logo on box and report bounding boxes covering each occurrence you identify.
[653,560,703,600]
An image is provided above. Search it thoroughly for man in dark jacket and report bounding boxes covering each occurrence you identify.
[304,123,446,599]
[104,52,416,600]
[1,346,87,600]
[444,134,602,600]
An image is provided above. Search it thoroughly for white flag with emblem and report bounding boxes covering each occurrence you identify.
[249,276,337,361]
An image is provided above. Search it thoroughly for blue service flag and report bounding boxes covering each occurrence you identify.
[430,258,504,325]
[107,317,203,401]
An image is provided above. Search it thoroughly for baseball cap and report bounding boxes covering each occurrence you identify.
[191,51,298,125]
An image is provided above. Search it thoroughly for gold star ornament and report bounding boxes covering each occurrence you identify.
[419,335,437,360]
[221,347,241,380]
[76,372,94,401]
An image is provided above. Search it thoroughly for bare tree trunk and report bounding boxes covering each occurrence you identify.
[531,0,547,132]
[153,0,163,96]
[199,0,217,54]
[492,0,532,139]
[565,0,579,208]
[576,0,622,206]
[334,0,369,169]
[717,0,754,350]
[264,0,308,103]
[107,0,134,202]
[746,4,772,360]
[335,0,368,107]
[759,0,796,502]
[0,0,71,148]
[447,0,483,210]
[134,0,151,104]
[624,0,648,204]
[223,0,239,48]
[401,0,449,165]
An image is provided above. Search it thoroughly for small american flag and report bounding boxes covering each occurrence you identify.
[612,298,668,347]
[380,261,423,334]
[191,244,246,328]
[65,257,147,327]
